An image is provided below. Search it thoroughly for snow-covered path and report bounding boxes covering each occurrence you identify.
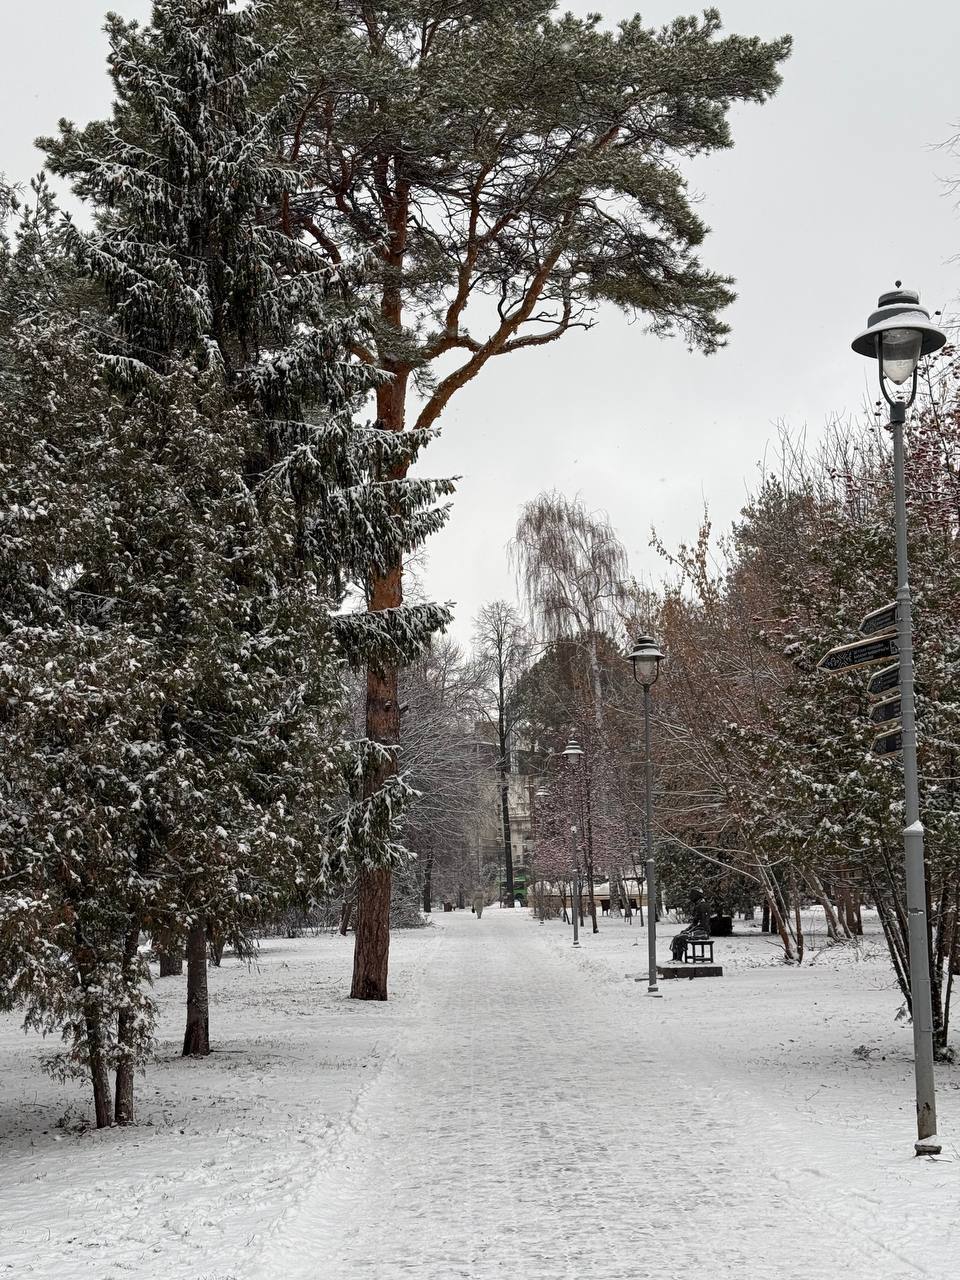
[259,910,950,1280]
[3,909,957,1279]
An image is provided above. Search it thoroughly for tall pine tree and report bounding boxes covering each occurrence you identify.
[260,0,791,996]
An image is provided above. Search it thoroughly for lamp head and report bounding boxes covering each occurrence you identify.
[627,634,665,687]
[851,284,946,401]
[562,737,584,760]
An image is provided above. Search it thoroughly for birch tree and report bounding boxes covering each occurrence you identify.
[512,493,633,927]
[471,601,531,907]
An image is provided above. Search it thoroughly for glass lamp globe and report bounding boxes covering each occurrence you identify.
[878,328,924,385]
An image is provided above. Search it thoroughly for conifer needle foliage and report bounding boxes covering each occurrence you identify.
[0,0,449,1125]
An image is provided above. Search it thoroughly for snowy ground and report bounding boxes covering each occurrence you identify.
[1,908,958,1279]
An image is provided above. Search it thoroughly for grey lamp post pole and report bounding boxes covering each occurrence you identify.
[627,636,665,997]
[534,787,550,923]
[852,284,946,1155]
[570,826,580,948]
[563,738,585,948]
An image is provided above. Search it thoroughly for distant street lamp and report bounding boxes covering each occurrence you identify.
[563,737,584,947]
[852,284,946,1155]
[569,826,580,947]
[534,787,550,923]
[627,635,665,997]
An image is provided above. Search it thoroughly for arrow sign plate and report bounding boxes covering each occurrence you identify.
[860,602,897,637]
[870,695,901,725]
[818,630,898,674]
[867,663,900,696]
[872,727,903,756]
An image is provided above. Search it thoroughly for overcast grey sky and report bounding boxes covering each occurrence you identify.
[3,2,959,647]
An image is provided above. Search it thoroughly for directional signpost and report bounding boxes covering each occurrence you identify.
[860,602,897,637]
[872,728,903,757]
[819,605,904,759]
[817,630,898,674]
[867,663,900,697]
[870,696,901,726]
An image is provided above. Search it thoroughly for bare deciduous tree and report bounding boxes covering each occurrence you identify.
[471,602,531,906]
[512,493,631,928]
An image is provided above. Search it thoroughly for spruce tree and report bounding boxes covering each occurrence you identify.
[0,0,449,1125]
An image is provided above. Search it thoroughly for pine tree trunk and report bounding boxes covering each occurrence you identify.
[182,917,210,1056]
[208,925,225,967]
[114,922,140,1125]
[352,378,405,999]
[351,866,391,1000]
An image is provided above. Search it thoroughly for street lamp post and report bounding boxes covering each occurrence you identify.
[852,284,946,1156]
[563,738,585,948]
[569,825,580,947]
[627,636,665,997]
[534,787,550,923]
